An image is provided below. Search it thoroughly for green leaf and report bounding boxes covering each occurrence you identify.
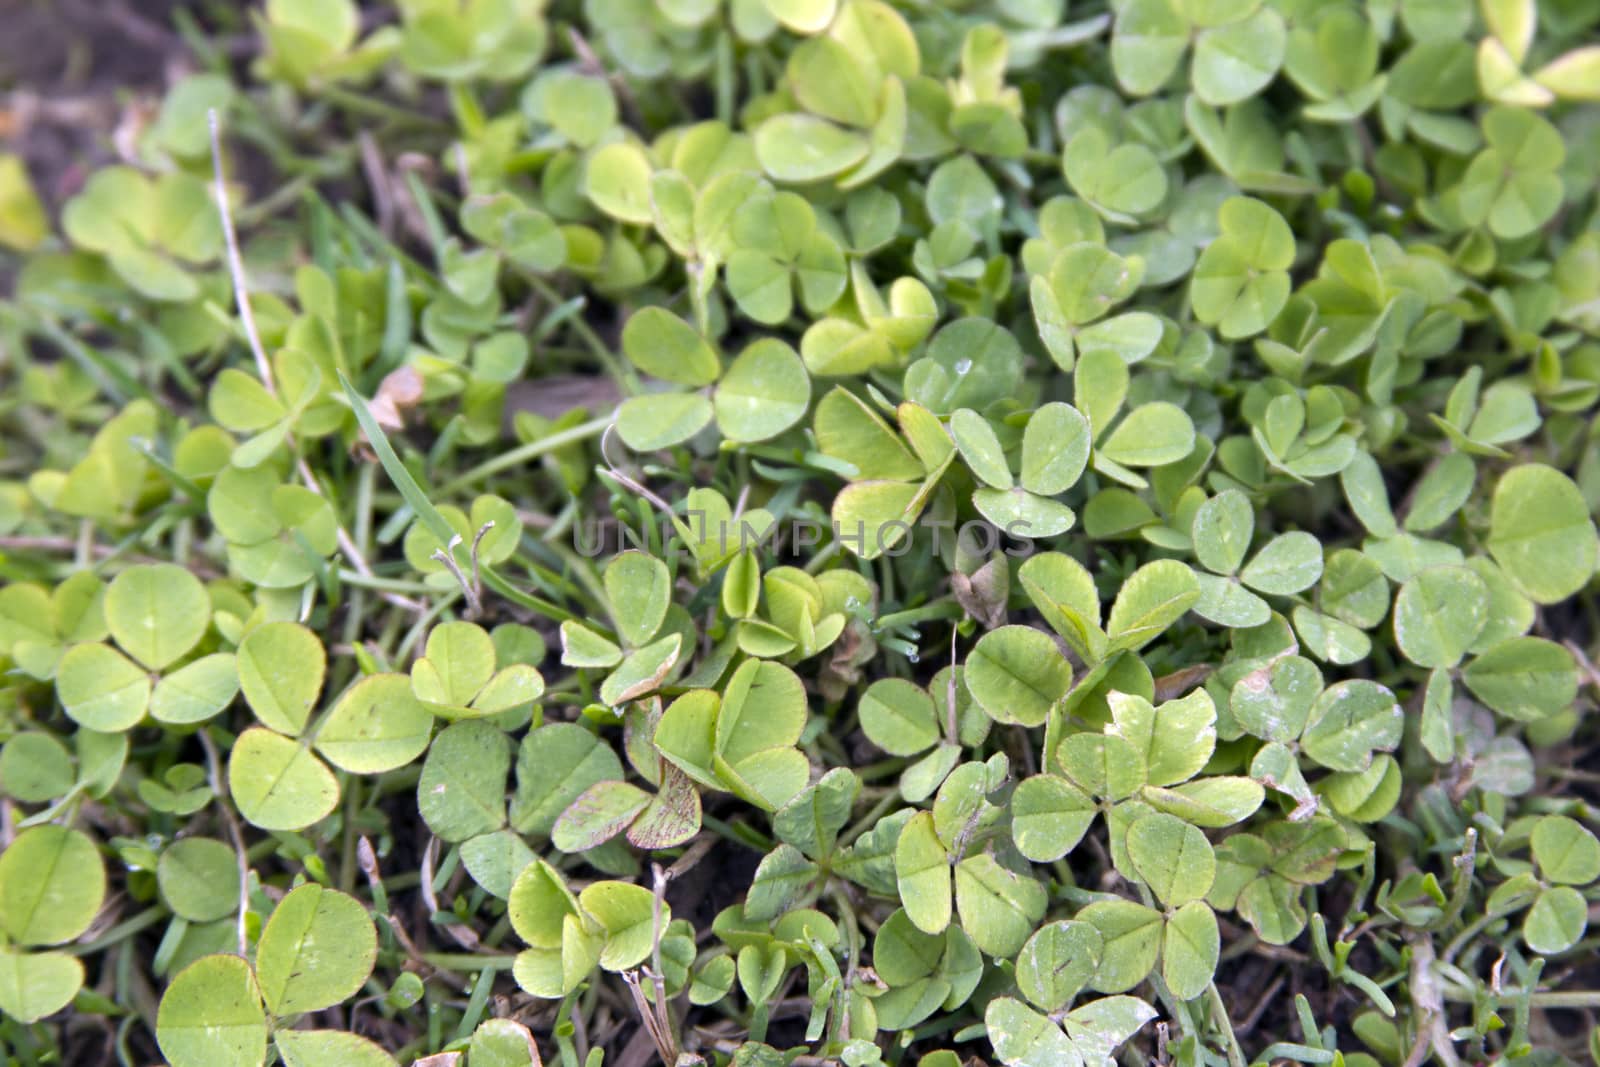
[965,626,1072,727]
[56,642,151,732]
[1192,489,1254,575]
[715,338,810,442]
[1190,197,1294,339]
[1063,994,1157,1064]
[0,733,75,803]
[412,620,497,709]
[1531,815,1600,886]
[1230,655,1321,742]
[622,306,720,387]
[1524,885,1587,953]
[1021,403,1092,495]
[464,1019,542,1067]
[158,838,241,923]
[986,997,1081,1067]
[859,678,940,756]
[1463,637,1578,722]
[744,843,821,920]
[604,551,672,648]
[904,319,1024,416]
[717,659,807,763]
[510,723,621,837]
[156,955,267,1067]
[1126,812,1216,906]
[1019,552,1106,663]
[420,721,510,840]
[1393,566,1488,669]
[814,388,923,481]
[551,779,650,853]
[1192,9,1286,106]
[1111,0,1188,96]
[1300,680,1402,773]
[580,881,667,971]
[509,860,579,951]
[585,142,654,224]
[315,673,433,773]
[238,621,325,735]
[0,154,48,251]
[104,563,210,670]
[1011,775,1096,862]
[896,812,952,935]
[1099,403,1196,468]
[1239,532,1322,595]
[1107,559,1200,651]
[755,114,870,183]
[951,409,1013,490]
[1456,107,1564,239]
[1108,688,1216,787]
[762,0,838,34]
[972,487,1077,539]
[598,633,678,710]
[1148,777,1264,828]
[773,767,859,860]
[0,825,106,946]
[1160,901,1219,1000]
[275,1030,398,1067]
[0,948,84,1024]
[1339,451,1396,538]
[151,653,239,725]
[1079,899,1162,993]
[616,392,714,451]
[1016,920,1102,1012]
[1063,129,1168,222]
[1058,733,1147,802]
[873,908,944,986]
[954,854,1047,958]
[1487,465,1598,605]
[229,728,340,831]
[256,883,377,1015]
[559,622,623,669]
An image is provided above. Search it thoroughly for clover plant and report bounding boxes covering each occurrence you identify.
[0,0,1598,1065]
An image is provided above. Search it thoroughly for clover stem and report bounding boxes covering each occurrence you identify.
[197,725,251,957]
[63,906,166,957]
[340,776,362,896]
[1206,982,1248,1067]
[442,413,613,493]
[526,275,636,393]
[418,953,516,971]
[838,789,903,850]
[701,813,774,852]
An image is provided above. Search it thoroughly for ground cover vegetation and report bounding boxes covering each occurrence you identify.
[1,0,1599,1064]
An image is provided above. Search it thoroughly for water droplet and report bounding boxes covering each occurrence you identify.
[953,358,973,375]
[907,652,920,663]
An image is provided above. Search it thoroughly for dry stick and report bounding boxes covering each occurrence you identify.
[208,110,421,614]
[1237,971,1287,1036]
[358,131,397,239]
[208,110,274,393]
[198,728,252,958]
[620,972,672,1064]
[649,863,676,1059]
[599,425,675,518]
[1402,933,1462,1067]
[0,536,224,576]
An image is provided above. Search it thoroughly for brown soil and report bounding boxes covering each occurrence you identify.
[0,0,201,216]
